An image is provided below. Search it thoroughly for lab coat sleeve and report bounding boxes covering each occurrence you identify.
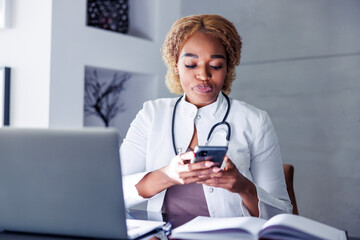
[241,111,293,219]
[120,102,151,208]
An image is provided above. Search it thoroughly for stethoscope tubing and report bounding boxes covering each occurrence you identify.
[172,92,231,155]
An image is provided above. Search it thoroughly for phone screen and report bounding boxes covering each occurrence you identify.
[191,146,228,167]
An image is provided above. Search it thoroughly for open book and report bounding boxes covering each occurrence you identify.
[171,213,347,240]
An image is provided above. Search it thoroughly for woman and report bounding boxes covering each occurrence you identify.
[120,14,292,219]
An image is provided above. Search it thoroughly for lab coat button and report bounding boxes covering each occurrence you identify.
[176,148,182,154]
[208,188,214,193]
[196,114,201,119]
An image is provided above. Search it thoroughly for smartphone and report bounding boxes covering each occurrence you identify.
[191,146,228,167]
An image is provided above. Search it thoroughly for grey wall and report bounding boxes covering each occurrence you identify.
[180,0,360,237]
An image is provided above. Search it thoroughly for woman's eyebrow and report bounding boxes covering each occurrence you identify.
[181,53,198,58]
[211,54,225,59]
[181,53,225,59]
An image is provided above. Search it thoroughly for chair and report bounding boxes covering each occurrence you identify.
[283,164,299,215]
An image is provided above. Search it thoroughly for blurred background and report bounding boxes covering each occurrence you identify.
[0,0,359,237]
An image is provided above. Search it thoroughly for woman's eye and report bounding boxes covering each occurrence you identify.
[211,65,223,70]
[185,64,196,69]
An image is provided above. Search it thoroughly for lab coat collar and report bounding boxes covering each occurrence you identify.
[179,92,228,120]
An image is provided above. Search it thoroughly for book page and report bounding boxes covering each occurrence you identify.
[171,216,266,239]
[260,214,347,240]
[126,219,164,239]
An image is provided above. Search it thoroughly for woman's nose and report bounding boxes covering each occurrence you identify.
[195,67,211,81]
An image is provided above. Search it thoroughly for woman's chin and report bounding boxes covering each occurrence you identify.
[189,95,217,108]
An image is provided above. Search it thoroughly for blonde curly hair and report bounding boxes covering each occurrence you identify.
[162,14,242,95]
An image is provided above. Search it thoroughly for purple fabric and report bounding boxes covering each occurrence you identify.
[162,183,210,217]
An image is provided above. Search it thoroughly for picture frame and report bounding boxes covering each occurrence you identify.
[0,67,10,126]
[0,0,11,29]
[86,0,129,34]
[83,65,156,139]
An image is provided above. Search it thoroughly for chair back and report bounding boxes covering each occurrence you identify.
[283,164,299,215]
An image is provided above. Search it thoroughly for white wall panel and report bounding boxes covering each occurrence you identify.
[49,0,179,127]
[0,0,52,127]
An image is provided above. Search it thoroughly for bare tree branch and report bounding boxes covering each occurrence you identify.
[84,68,131,127]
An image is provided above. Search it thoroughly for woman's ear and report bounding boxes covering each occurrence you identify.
[174,64,179,73]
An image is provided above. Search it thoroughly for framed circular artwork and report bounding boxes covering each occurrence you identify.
[86,0,129,33]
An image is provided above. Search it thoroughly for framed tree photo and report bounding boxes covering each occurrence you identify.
[84,66,131,128]
[83,66,156,139]
[0,67,10,126]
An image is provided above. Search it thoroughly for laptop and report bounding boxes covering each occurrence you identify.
[0,127,164,239]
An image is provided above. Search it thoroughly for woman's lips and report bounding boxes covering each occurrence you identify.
[193,84,213,93]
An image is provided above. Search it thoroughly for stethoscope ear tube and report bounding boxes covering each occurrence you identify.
[172,93,231,155]
[206,121,231,142]
[172,96,184,155]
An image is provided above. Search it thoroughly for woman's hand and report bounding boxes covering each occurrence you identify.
[197,156,246,193]
[162,151,222,185]
[135,151,221,199]
[198,156,260,217]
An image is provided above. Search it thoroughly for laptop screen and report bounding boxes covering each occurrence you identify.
[0,127,128,239]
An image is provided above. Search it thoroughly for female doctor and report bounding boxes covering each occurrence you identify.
[120,14,292,219]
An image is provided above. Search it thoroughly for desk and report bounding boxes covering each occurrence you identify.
[1,209,359,240]
[0,209,169,240]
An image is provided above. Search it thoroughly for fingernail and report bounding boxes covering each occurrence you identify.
[205,162,214,167]
[212,167,221,173]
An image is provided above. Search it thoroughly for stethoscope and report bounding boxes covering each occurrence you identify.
[171,92,231,155]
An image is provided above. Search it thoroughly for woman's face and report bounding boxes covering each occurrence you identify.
[177,31,227,108]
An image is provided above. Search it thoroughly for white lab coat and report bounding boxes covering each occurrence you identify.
[120,93,292,219]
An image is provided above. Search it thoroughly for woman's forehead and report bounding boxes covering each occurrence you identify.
[179,31,226,59]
